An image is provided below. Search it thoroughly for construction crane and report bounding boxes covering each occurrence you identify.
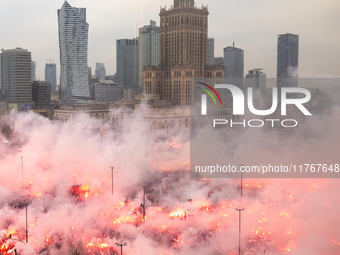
[46,59,57,63]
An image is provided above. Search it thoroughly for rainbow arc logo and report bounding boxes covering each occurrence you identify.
[196,82,222,106]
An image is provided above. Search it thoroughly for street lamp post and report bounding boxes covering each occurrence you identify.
[25,203,28,244]
[235,208,244,255]
[115,242,127,255]
[241,171,243,197]
[110,166,114,194]
[142,186,147,221]
[239,164,244,197]
[241,251,266,255]
[21,156,23,187]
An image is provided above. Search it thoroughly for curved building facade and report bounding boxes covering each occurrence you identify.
[58,1,90,104]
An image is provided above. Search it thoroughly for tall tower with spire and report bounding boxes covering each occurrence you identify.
[143,0,223,106]
[58,1,90,104]
[159,0,209,105]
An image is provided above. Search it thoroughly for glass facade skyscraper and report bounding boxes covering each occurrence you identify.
[58,1,90,103]
[207,38,215,66]
[31,61,36,82]
[116,38,139,90]
[223,46,244,88]
[139,20,160,91]
[277,33,299,88]
[95,63,106,80]
[45,63,57,93]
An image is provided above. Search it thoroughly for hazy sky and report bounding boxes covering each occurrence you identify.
[0,0,339,81]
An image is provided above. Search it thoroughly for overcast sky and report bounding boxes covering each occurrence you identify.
[0,0,339,81]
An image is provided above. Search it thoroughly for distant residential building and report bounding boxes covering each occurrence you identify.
[277,33,299,87]
[207,38,215,65]
[32,81,51,109]
[58,1,90,103]
[105,75,116,83]
[92,83,122,102]
[244,68,266,88]
[214,57,224,65]
[45,63,57,92]
[139,20,160,92]
[95,63,106,80]
[223,45,244,88]
[31,61,36,82]
[88,66,92,84]
[0,48,32,104]
[116,38,139,91]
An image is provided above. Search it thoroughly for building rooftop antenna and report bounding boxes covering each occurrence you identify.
[136,23,138,38]
[233,33,235,48]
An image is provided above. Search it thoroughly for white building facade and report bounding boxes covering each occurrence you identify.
[58,1,90,103]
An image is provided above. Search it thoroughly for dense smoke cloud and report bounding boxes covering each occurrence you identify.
[0,102,340,254]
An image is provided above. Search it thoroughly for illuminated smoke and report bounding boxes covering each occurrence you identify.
[0,106,340,255]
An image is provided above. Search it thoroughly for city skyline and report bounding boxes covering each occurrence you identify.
[0,0,339,82]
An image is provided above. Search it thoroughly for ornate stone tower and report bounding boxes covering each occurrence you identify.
[158,0,209,105]
[174,0,195,8]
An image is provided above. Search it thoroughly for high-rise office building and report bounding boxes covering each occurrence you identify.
[207,38,214,65]
[277,33,299,87]
[223,45,244,88]
[116,38,139,90]
[139,20,160,92]
[0,48,32,104]
[95,63,106,80]
[31,61,36,82]
[58,1,90,103]
[32,81,51,109]
[45,63,57,93]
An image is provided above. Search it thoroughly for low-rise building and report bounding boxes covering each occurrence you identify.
[244,68,266,88]
[53,103,110,124]
[92,82,122,102]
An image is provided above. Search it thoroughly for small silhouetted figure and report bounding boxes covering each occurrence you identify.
[139,203,144,213]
